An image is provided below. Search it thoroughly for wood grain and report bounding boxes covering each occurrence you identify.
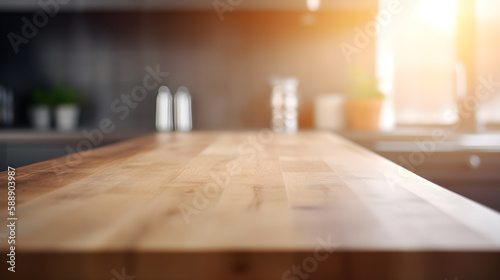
[0,131,499,280]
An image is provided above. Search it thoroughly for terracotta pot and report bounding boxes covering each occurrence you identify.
[345,99,384,131]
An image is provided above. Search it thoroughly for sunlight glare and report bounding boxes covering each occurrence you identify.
[307,0,321,12]
[414,0,456,33]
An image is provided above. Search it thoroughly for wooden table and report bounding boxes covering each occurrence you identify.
[1,131,499,280]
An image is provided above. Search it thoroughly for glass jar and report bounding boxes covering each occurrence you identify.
[270,77,299,134]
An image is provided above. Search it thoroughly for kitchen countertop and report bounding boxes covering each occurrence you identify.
[1,131,500,280]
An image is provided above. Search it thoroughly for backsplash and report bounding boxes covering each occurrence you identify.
[0,11,375,131]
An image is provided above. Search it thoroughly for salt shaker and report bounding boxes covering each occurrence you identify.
[156,86,173,132]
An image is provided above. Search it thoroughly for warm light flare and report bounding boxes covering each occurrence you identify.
[414,0,456,33]
[307,0,320,12]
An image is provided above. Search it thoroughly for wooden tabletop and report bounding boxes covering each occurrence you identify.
[1,131,500,279]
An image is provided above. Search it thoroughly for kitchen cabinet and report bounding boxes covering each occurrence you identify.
[341,130,500,212]
[1,131,499,280]
[381,151,500,211]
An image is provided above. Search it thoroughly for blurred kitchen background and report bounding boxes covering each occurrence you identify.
[0,0,499,211]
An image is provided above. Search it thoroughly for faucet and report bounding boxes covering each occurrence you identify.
[455,61,478,133]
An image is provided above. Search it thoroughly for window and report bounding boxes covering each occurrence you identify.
[377,0,467,127]
[476,0,500,124]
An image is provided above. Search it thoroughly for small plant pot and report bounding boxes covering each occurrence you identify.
[31,105,51,130]
[55,104,80,131]
[345,99,384,131]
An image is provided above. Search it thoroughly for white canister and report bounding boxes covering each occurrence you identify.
[314,94,345,130]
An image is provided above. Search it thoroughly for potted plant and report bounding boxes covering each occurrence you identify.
[30,88,52,130]
[345,68,385,131]
[52,85,80,131]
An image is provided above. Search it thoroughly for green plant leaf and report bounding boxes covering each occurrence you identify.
[31,88,53,106]
[347,67,385,99]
